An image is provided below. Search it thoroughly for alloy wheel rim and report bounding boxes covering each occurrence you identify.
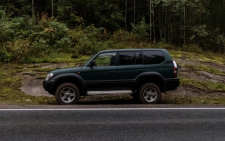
[143,87,158,102]
[60,87,76,103]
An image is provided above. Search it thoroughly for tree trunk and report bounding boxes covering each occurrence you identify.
[183,2,186,45]
[32,0,34,18]
[149,0,152,43]
[125,0,127,30]
[134,0,136,25]
[52,0,54,18]
[159,4,162,42]
[152,3,156,43]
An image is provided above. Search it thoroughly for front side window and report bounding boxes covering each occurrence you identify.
[94,52,116,67]
[143,51,164,64]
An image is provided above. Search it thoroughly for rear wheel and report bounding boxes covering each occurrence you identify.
[138,83,161,104]
[55,83,80,105]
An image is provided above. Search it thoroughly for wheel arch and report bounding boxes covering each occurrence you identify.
[135,72,165,92]
[51,73,85,96]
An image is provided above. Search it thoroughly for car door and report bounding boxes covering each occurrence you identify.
[83,52,118,90]
[116,51,145,89]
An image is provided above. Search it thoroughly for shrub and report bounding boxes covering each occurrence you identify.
[68,25,104,55]
[110,29,135,42]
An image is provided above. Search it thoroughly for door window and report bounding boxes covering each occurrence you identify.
[136,52,142,64]
[119,52,135,65]
[119,52,142,65]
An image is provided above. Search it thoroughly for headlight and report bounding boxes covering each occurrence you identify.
[46,73,54,81]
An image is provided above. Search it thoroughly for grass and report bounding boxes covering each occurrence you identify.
[1,44,225,105]
[181,64,225,76]
[180,77,225,92]
[170,50,225,65]
[28,52,91,64]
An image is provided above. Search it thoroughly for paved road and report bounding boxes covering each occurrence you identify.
[1,108,225,141]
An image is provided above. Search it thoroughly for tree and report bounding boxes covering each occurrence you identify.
[52,0,54,18]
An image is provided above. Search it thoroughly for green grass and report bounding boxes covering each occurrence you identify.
[180,77,225,92]
[170,50,225,65]
[182,64,225,76]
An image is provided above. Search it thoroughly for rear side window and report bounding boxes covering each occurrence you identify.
[136,52,142,65]
[143,51,164,64]
[119,52,135,65]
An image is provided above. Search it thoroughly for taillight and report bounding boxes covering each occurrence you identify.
[173,67,177,78]
[173,61,177,78]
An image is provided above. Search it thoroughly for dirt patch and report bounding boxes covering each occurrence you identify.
[20,75,52,97]
[19,63,70,98]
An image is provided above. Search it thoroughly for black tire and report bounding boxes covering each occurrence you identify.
[138,83,161,104]
[55,83,80,105]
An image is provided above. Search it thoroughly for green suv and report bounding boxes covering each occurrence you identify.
[43,49,179,104]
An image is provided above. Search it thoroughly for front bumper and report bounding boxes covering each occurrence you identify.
[43,80,55,95]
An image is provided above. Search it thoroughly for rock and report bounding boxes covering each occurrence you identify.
[26,99,32,102]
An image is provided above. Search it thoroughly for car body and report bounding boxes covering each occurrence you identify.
[43,49,179,104]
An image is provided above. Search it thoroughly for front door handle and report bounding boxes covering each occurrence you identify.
[109,71,114,74]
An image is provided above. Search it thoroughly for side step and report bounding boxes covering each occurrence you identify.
[87,90,132,95]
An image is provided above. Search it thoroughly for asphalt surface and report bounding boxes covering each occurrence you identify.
[1,108,225,141]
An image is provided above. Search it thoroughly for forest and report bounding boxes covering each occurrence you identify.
[1,0,225,63]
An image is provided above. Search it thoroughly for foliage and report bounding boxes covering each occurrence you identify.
[110,29,135,42]
[1,0,225,62]
[0,16,106,62]
[131,18,150,41]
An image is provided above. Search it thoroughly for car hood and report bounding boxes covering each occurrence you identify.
[50,67,85,76]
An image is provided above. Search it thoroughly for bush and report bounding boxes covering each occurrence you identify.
[68,25,104,55]
[0,17,33,62]
[110,29,135,42]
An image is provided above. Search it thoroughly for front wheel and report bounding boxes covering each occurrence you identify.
[138,83,161,104]
[55,83,80,105]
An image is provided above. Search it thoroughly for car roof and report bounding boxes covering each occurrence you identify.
[98,48,167,53]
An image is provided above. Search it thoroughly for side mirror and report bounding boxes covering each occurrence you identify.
[90,60,96,67]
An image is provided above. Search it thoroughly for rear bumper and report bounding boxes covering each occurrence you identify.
[164,78,180,91]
